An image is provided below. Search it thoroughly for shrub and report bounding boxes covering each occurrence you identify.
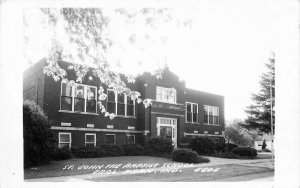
[99,144,125,157]
[23,100,55,168]
[145,137,174,155]
[232,147,257,157]
[72,147,106,158]
[121,143,146,156]
[226,143,238,151]
[212,151,239,159]
[171,149,210,163]
[188,137,216,155]
[52,147,73,160]
[214,142,226,153]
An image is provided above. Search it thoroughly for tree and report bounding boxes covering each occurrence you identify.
[24,8,191,119]
[23,100,55,168]
[242,53,275,133]
[225,119,253,146]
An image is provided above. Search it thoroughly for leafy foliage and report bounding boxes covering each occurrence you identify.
[232,147,257,157]
[52,147,73,160]
[242,54,275,133]
[171,149,210,164]
[23,100,55,168]
[71,147,106,158]
[188,136,216,155]
[145,137,174,155]
[24,8,191,119]
[121,143,146,156]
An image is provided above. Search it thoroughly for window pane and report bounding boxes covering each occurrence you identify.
[213,107,219,116]
[74,98,85,112]
[204,105,208,115]
[61,96,72,111]
[127,104,134,116]
[187,112,192,122]
[107,102,115,113]
[86,100,96,113]
[62,82,72,96]
[87,87,96,100]
[75,85,85,98]
[86,134,95,142]
[187,103,191,112]
[209,115,213,124]
[106,135,115,144]
[117,103,125,115]
[214,116,219,125]
[107,90,115,101]
[60,134,70,142]
[193,104,198,122]
[209,106,213,115]
[204,115,208,123]
[117,93,124,103]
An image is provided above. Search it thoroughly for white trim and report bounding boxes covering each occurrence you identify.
[85,133,96,147]
[107,89,135,117]
[184,132,224,137]
[157,117,177,148]
[194,131,198,133]
[87,124,94,128]
[60,81,97,114]
[58,110,98,115]
[204,105,220,125]
[156,86,177,104]
[151,111,185,117]
[105,134,116,144]
[126,134,136,144]
[107,125,114,129]
[61,122,71,126]
[51,126,147,134]
[185,102,198,123]
[58,132,71,148]
[128,126,135,130]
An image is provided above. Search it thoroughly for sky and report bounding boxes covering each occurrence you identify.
[22,1,287,121]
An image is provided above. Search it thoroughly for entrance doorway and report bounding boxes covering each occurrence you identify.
[157,117,177,147]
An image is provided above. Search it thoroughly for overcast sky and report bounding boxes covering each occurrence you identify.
[22,1,296,121]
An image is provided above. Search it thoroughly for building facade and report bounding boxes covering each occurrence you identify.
[23,60,225,148]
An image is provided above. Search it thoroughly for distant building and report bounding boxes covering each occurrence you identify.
[254,134,272,150]
[23,60,225,148]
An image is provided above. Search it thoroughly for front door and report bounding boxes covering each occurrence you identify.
[157,117,177,148]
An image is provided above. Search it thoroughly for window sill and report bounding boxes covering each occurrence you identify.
[58,110,98,116]
[115,115,137,119]
[185,122,200,125]
[153,100,183,106]
[203,123,220,126]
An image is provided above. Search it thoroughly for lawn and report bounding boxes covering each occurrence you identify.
[24,156,173,179]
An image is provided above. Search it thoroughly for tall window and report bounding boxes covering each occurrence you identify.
[60,81,97,113]
[58,132,71,149]
[156,86,176,103]
[186,102,198,123]
[127,135,135,144]
[204,105,219,125]
[106,89,135,117]
[85,133,96,147]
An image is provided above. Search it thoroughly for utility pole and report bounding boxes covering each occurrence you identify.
[269,52,275,163]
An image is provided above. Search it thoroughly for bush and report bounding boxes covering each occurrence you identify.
[52,147,73,160]
[212,151,239,159]
[145,137,174,155]
[99,144,125,157]
[121,143,146,156]
[214,142,226,153]
[226,143,238,151]
[171,149,210,164]
[72,147,106,158]
[232,147,257,157]
[188,137,216,155]
[23,100,55,168]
